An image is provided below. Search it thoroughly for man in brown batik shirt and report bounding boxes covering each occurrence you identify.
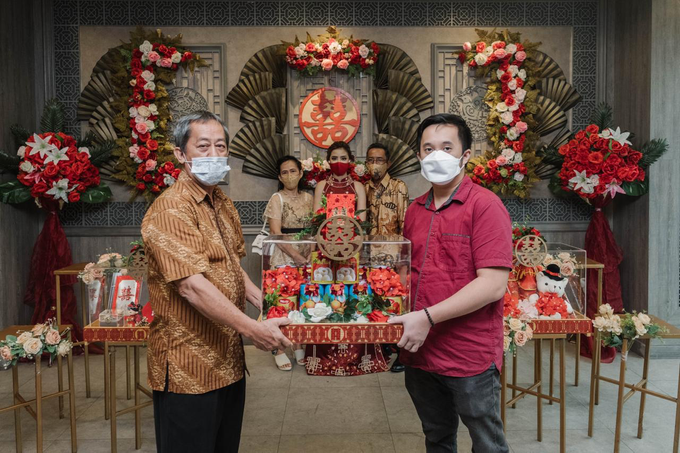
[142,111,291,453]
[364,142,409,373]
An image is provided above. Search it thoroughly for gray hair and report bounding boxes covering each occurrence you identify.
[173,111,229,153]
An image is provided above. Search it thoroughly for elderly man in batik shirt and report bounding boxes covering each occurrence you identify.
[364,142,410,372]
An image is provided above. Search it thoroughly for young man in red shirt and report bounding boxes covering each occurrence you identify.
[389,113,512,452]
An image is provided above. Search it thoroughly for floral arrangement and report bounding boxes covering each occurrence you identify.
[283,27,379,77]
[0,319,73,369]
[503,316,534,355]
[110,27,207,200]
[300,156,369,189]
[367,268,407,297]
[456,29,542,198]
[543,252,577,278]
[79,252,128,284]
[512,221,541,246]
[535,292,569,318]
[592,304,664,353]
[262,266,306,297]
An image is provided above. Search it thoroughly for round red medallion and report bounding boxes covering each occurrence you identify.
[298,87,361,149]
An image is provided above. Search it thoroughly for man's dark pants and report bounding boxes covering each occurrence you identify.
[405,365,509,453]
[153,377,246,453]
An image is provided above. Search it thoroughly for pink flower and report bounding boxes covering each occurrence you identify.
[31,324,48,337]
[147,51,160,62]
[496,155,508,166]
[337,59,349,70]
[516,121,528,133]
[136,122,148,134]
[462,42,472,51]
[145,159,157,171]
[160,58,172,68]
[0,345,12,361]
[305,42,316,52]
[514,330,528,347]
[321,59,333,71]
[494,49,507,59]
[45,329,61,346]
[515,51,527,62]
[128,144,139,159]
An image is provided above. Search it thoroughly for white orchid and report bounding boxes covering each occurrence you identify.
[27,133,57,158]
[600,127,632,146]
[307,303,332,322]
[45,179,72,202]
[44,147,70,166]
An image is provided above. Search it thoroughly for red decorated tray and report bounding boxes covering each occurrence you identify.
[529,312,592,335]
[84,320,149,343]
[281,323,403,344]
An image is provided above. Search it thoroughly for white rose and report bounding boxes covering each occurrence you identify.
[301,158,313,171]
[329,42,342,55]
[307,303,332,322]
[129,107,138,118]
[509,65,519,77]
[129,79,137,87]
[135,115,146,124]
[503,335,512,351]
[17,146,26,157]
[139,40,153,54]
[507,127,519,140]
[310,58,320,67]
[637,313,651,325]
[359,44,369,58]
[163,174,176,186]
[57,341,72,357]
[508,102,520,112]
[508,79,517,91]
[171,51,182,63]
[354,163,366,176]
[23,338,43,356]
[515,88,527,102]
[495,102,508,112]
[341,39,349,48]
[144,81,156,91]
[45,328,61,346]
[513,153,523,164]
[500,111,514,125]
[287,310,306,324]
[141,70,154,81]
[501,148,515,160]
[294,46,306,57]
[148,104,158,114]
[351,314,369,324]
[145,120,155,131]
[496,69,505,79]
[20,161,34,173]
[518,69,527,81]
[506,44,517,54]
[474,53,488,66]
[483,46,493,57]
[633,317,647,337]
[513,172,525,182]
[508,318,523,331]
[592,316,608,331]
[17,332,33,344]
[78,147,90,156]
[598,303,614,317]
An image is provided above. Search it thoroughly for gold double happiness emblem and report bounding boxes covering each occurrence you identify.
[315,215,364,261]
[514,234,547,268]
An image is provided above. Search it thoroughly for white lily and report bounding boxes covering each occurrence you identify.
[569,170,596,193]
[27,133,57,158]
[601,127,632,146]
[45,179,71,202]
[44,147,70,166]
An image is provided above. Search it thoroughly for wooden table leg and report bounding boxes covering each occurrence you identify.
[512,353,517,409]
[588,333,598,437]
[110,346,118,453]
[637,337,651,439]
[55,275,65,419]
[134,346,142,449]
[614,339,628,453]
[35,357,43,453]
[81,281,91,398]
[126,345,132,400]
[673,363,680,453]
[12,364,22,453]
[575,333,581,387]
[560,338,566,453]
[536,339,543,442]
[595,268,603,405]
[104,342,110,420]
[549,339,555,405]
[68,334,78,453]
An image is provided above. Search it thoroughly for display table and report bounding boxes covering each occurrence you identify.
[500,313,593,453]
[83,321,151,453]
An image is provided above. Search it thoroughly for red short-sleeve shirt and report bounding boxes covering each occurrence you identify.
[401,176,513,377]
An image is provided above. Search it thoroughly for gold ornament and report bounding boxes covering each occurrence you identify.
[315,215,364,261]
[514,234,547,268]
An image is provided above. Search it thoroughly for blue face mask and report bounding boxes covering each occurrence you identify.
[188,157,230,186]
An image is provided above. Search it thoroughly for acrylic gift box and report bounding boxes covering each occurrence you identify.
[261,234,411,344]
[82,267,149,327]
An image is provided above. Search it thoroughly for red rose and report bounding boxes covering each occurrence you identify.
[144,90,155,100]
[137,148,150,161]
[473,165,485,176]
[367,309,389,323]
[616,166,630,180]
[602,161,618,175]
[286,46,297,59]
[371,42,380,55]
[586,124,599,135]
[637,168,645,181]
[295,59,308,70]
[146,139,159,151]
[487,159,498,169]
[512,141,524,152]
[158,44,169,55]
[131,59,142,70]
[151,185,160,193]
[475,42,486,53]
[67,191,80,203]
[131,68,142,77]
[43,163,59,178]
[493,41,506,50]
[31,182,48,197]
[182,51,192,62]
[588,152,604,165]
[136,183,146,191]
[626,166,639,181]
[610,141,622,152]
[505,96,516,107]
[607,154,622,167]
[267,306,288,319]
[143,174,153,182]
[516,79,524,88]
[629,151,642,165]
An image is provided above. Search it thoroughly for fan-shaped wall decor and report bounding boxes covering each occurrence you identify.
[374,43,421,89]
[242,134,289,179]
[226,73,273,111]
[374,133,421,177]
[373,89,420,134]
[229,118,277,159]
[388,117,420,151]
[546,127,572,150]
[537,78,582,112]
[240,88,287,133]
[93,47,124,75]
[239,45,287,89]
[532,51,566,81]
[534,95,568,137]
[387,69,433,112]
[78,71,115,121]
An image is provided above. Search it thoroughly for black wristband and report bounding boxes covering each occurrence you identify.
[423,308,435,327]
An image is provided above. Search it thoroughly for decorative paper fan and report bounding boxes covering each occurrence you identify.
[240,88,287,133]
[387,70,434,112]
[239,45,287,89]
[547,127,572,150]
[535,127,573,179]
[537,78,582,112]
[92,47,124,74]
[531,51,566,81]
[226,73,273,110]
[375,134,421,177]
[374,43,421,89]
[373,90,420,134]
[229,118,277,160]
[534,95,567,137]
[388,116,420,151]
[78,71,115,121]
[242,134,289,179]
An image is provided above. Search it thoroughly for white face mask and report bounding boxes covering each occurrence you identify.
[420,150,464,185]
[188,156,230,186]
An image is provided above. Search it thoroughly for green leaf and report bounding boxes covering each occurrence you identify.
[0,181,32,204]
[40,98,65,133]
[88,141,115,167]
[622,179,649,197]
[10,124,31,149]
[548,173,570,199]
[6,335,17,342]
[588,102,614,130]
[639,138,669,169]
[0,151,21,173]
[81,184,113,204]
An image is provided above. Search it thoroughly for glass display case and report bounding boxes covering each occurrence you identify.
[506,241,586,320]
[82,267,147,327]
[261,235,411,327]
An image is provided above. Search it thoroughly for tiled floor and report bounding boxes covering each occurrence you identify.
[0,341,678,452]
